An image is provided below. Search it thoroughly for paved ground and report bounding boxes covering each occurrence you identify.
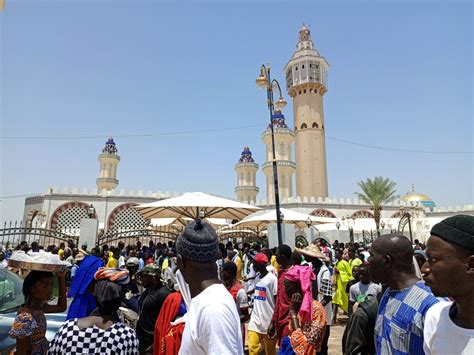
[328,323,345,355]
[243,313,347,354]
[327,311,348,355]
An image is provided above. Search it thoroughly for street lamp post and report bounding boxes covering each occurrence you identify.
[256,64,287,246]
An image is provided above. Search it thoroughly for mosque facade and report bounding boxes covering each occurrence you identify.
[20,26,472,243]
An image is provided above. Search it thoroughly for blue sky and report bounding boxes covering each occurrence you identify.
[1,0,473,222]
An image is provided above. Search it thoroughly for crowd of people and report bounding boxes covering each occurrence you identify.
[1,214,473,354]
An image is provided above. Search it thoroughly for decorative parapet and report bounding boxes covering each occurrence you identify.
[262,160,296,170]
[25,195,45,204]
[261,127,295,140]
[235,186,259,192]
[235,161,259,170]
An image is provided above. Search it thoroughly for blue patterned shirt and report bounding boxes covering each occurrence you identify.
[375,281,441,355]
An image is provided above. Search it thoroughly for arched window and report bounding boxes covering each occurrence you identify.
[350,210,374,219]
[301,123,307,129]
[246,172,251,184]
[107,203,146,231]
[310,209,336,218]
[50,201,96,233]
[312,122,319,128]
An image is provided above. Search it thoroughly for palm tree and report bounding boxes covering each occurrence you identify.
[355,177,398,236]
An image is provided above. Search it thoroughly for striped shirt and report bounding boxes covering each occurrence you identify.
[375,281,441,355]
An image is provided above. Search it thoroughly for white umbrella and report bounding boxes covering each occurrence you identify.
[150,217,230,229]
[135,192,260,221]
[232,207,335,231]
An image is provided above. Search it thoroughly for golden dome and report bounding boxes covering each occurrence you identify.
[401,188,435,208]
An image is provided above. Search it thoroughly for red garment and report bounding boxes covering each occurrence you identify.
[154,292,184,355]
[272,268,291,346]
[228,281,243,300]
[227,281,246,348]
[146,258,153,265]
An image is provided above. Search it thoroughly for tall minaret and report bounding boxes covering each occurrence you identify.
[96,137,120,192]
[234,146,259,204]
[262,110,296,203]
[284,25,329,199]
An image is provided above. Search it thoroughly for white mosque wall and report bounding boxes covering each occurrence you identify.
[20,188,473,238]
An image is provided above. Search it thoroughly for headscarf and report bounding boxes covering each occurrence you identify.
[93,268,130,312]
[284,265,315,322]
[94,267,130,284]
[66,255,104,320]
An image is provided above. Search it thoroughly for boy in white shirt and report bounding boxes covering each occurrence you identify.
[247,253,278,355]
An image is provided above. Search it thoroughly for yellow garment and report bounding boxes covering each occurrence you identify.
[248,330,276,355]
[162,258,169,271]
[349,257,363,270]
[106,257,117,268]
[58,249,64,260]
[332,259,352,312]
[234,255,242,280]
[270,255,279,271]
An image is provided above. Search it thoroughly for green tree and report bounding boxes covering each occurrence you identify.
[355,177,398,236]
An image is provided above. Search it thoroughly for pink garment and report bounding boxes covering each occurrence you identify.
[284,265,315,322]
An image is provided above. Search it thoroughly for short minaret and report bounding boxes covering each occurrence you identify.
[96,137,120,193]
[235,146,259,204]
[284,25,329,199]
[262,110,296,203]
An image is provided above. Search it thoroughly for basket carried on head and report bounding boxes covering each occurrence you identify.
[8,259,67,273]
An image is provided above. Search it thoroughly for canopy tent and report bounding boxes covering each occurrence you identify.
[230,207,335,231]
[150,217,230,230]
[315,217,402,232]
[135,192,260,221]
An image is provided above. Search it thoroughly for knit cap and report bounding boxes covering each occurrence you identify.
[176,219,219,262]
[431,215,474,253]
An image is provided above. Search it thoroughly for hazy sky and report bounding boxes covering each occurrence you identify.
[1,0,473,222]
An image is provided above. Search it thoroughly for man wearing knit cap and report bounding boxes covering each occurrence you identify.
[176,219,243,354]
[247,253,278,355]
[422,214,474,354]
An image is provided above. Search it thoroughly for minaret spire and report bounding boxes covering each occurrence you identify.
[235,146,259,204]
[284,25,329,199]
[262,110,296,203]
[96,137,120,193]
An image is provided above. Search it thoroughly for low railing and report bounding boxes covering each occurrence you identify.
[97,225,181,247]
[0,221,78,250]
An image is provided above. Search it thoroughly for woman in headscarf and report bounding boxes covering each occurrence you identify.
[280,265,327,355]
[49,268,139,354]
[66,254,104,320]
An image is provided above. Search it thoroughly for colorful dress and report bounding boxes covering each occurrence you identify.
[289,300,328,354]
[9,307,48,355]
[332,259,352,312]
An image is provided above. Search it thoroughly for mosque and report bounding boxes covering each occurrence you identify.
[21,26,472,243]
